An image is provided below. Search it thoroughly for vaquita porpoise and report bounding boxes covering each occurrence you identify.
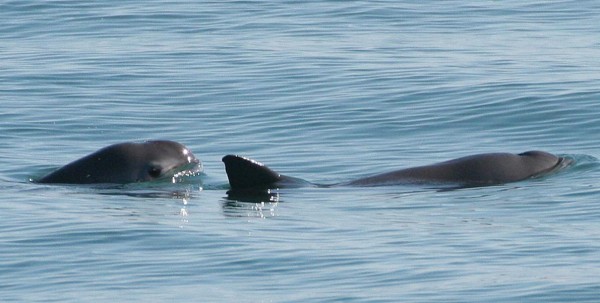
[222,151,571,191]
[37,140,201,184]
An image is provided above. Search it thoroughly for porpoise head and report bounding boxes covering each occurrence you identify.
[517,150,570,177]
[129,140,201,183]
[37,140,201,184]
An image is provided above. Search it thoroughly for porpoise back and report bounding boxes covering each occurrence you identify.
[347,151,564,186]
[222,151,568,191]
[222,155,309,190]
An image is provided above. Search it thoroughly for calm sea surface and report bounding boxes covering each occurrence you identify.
[2,1,600,302]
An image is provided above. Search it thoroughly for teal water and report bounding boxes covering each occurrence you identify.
[2,1,600,302]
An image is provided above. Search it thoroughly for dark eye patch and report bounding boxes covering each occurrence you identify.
[148,166,162,178]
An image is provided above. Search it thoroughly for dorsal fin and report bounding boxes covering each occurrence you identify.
[222,155,282,189]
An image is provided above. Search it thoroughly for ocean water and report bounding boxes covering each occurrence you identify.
[2,1,600,302]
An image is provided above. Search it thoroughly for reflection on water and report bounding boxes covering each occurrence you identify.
[222,189,280,218]
[97,184,202,199]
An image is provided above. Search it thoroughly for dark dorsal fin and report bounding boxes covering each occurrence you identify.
[222,155,282,189]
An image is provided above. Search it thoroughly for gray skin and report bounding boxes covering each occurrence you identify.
[222,151,569,191]
[37,140,200,184]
